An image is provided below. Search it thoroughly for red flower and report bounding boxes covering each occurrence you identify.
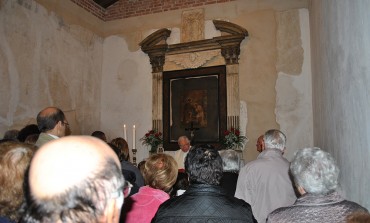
[224,130,230,135]
[235,130,240,136]
[155,133,160,137]
[149,130,154,134]
[145,133,149,137]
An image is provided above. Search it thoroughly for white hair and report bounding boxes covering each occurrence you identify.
[218,149,239,172]
[178,136,190,144]
[263,129,286,151]
[290,147,339,194]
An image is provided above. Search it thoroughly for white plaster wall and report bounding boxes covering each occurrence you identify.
[310,0,370,209]
[276,9,313,161]
[0,0,103,136]
[101,36,152,162]
[100,21,223,162]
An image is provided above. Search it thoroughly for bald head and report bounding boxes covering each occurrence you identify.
[30,136,120,198]
[24,136,124,223]
[36,106,68,137]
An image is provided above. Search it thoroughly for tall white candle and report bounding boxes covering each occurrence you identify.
[123,124,127,140]
[133,125,136,149]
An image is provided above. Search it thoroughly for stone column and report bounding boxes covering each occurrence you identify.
[152,72,163,132]
[226,64,240,129]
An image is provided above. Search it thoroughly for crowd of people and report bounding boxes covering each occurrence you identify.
[0,106,369,223]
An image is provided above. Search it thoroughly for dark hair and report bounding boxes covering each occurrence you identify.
[185,144,223,186]
[111,137,129,161]
[24,134,40,145]
[91,131,107,142]
[21,158,123,223]
[17,125,40,142]
[3,129,19,141]
[108,143,121,160]
[170,172,189,197]
[36,108,65,133]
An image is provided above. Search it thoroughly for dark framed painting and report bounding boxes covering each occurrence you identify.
[163,65,227,151]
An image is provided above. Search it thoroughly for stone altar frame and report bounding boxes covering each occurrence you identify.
[139,20,248,150]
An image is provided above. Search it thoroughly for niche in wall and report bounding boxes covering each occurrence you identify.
[140,19,248,151]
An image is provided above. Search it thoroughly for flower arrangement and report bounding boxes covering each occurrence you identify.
[140,129,163,153]
[222,127,248,150]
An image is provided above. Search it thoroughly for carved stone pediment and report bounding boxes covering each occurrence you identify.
[139,20,249,71]
[166,50,220,69]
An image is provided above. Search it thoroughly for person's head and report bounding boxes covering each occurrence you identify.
[22,136,125,223]
[142,154,178,193]
[218,149,240,173]
[3,129,19,141]
[17,124,40,142]
[185,144,223,186]
[290,147,339,195]
[91,131,107,142]
[178,136,191,153]
[138,160,146,175]
[263,129,286,152]
[170,172,190,197]
[256,135,265,153]
[24,134,39,145]
[111,137,129,161]
[346,212,370,223]
[36,107,68,137]
[0,142,36,222]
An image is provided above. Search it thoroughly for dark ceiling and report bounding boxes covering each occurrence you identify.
[93,0,119,8]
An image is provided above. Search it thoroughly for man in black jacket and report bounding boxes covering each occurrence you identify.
[152,144,257,223]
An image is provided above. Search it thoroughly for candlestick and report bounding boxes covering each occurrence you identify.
[132,148,137,166]
[133,125,136,149]
[123,124,127,140]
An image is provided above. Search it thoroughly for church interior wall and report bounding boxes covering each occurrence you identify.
[310,0,370,210]
[0,0,312,163]
[0,0,103,137]
[1,0,368,211]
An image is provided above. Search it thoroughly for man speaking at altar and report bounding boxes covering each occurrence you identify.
[174,136,191,170]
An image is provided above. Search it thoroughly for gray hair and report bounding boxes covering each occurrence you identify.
[263,129,286,151]
[218,149,240,172]
[178,136,190,144]
[290,147,339,194]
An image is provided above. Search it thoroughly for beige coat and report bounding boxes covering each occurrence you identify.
[235,149,296,223]
[174,149,188,169]
[35,133,57,148]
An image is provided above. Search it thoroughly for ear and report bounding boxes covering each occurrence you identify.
[297,185,306,195]
[103,198,121,223]
[53,121,63,136]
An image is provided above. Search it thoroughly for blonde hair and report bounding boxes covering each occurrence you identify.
[0,142,36,221]
[143,154,178,192]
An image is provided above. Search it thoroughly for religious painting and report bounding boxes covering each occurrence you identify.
[163,66,227,151]
[180,90,207,128]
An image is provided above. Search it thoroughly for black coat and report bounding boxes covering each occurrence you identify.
[151,183,257,223]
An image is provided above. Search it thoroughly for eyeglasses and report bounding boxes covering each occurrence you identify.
[111,181,133,200]
[63,122,70,128]
[123,181,133,198]
[178,143,190,148]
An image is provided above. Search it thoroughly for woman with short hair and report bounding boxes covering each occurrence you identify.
[122,153,178,223]
[267,147,368,223]
[0,142,36,223]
